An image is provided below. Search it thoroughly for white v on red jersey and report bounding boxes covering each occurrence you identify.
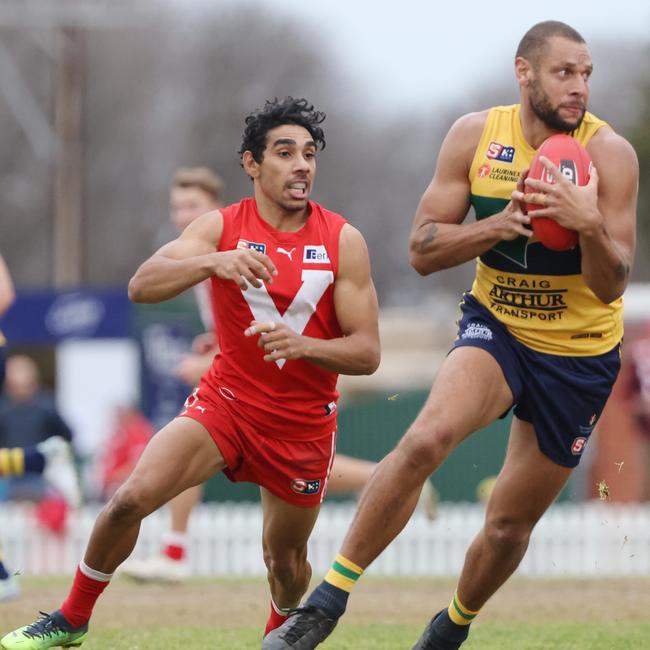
[204,198,347,440]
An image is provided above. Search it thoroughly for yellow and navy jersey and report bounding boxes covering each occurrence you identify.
[468,104,622,356]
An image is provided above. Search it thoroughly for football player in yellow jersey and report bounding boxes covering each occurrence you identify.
[264,20,638,650]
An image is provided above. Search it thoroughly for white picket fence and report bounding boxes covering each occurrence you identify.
[1,501,649,577]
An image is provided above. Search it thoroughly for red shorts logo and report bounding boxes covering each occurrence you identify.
[291,478,321,495]
[571,436,588,455]
[478,164,491,178]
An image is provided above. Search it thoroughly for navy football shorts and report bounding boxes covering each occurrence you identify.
[451,293,621,468]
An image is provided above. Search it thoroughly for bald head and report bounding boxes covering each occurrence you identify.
[516,21,586,68]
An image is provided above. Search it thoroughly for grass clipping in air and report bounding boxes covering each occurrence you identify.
[596,480,610,501]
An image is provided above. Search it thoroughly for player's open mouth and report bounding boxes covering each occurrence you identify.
[287,182,308,199]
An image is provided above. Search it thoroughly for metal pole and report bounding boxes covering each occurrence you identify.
[53,26,84,287]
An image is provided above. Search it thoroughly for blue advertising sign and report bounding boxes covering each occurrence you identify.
[2,288,131,342]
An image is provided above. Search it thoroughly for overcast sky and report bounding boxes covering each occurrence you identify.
[229,0,650,112]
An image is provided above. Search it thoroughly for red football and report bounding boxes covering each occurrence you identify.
[526,133,591,251]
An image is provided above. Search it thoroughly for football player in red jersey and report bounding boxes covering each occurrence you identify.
[122,167,437,586]
[0,97,381,649]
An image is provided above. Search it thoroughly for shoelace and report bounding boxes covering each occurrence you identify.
[22,612,65,639]
[280,606,326,644]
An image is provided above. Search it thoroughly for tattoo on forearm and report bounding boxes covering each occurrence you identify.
[614,261,630,282]
[418,223,438,253]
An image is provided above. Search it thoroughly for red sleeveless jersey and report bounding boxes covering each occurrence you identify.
[204,197,347,439]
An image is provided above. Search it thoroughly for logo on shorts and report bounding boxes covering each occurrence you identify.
[571,436,588,456]
[303,246,330,264]
[461,322,493,341]
[578,413,598,436]
[324,401,337,416]
[291,478,322,495]
[477,164,491,178]
[237,239,266,254]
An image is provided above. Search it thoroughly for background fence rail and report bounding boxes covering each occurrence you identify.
[1,502,648,577]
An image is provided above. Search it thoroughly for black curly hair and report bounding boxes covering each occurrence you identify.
[239,97,326,164]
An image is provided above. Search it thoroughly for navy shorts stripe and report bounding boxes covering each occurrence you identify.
[451,294,620,467]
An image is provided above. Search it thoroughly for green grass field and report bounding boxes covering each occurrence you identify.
[1,576,648,649]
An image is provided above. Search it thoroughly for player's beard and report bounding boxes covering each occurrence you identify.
[278,198,309,213]
[529,79,585,132]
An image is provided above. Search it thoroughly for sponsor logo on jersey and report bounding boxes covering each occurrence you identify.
[461,322,493,341]
[303,245,330,264]
[277,246,296,261]
[477,163,491,178]
[570,332,604,340]
[237,239,266,254]
[486,141,515,163]
[291,478,322,495]
[488,275,568,322]
[488,166,521,183]
[571,436,588,456]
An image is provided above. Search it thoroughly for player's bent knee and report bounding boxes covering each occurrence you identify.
[265,552,310,589]
[398,424,455,475]
[105,482,158,523]
[484,516,532,549]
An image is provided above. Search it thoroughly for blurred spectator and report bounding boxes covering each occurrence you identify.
[0,250,18,602]
[0,355,73,501]
[97,406,153,500]
[622,337,650,499]
[589,326,650,502]
[122,166,224,582]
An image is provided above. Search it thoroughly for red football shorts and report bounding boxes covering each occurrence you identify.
[178,384,337,507]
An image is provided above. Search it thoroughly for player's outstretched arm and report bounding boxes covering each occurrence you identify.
[245,224,380,375]
[409,112,532,276]
[128,211,277,303]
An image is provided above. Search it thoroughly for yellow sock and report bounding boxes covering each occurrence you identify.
[0,448,25,477]
[448,590,479,626]
[323,554,364,593]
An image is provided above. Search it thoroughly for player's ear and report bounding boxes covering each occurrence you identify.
[242,151,260,180]
[515,56,533,87]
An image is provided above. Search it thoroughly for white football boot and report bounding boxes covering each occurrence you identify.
[120,554,190,583]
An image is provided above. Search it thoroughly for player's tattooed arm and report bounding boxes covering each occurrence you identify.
[614,260,630,283]
[416,222,438,254]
